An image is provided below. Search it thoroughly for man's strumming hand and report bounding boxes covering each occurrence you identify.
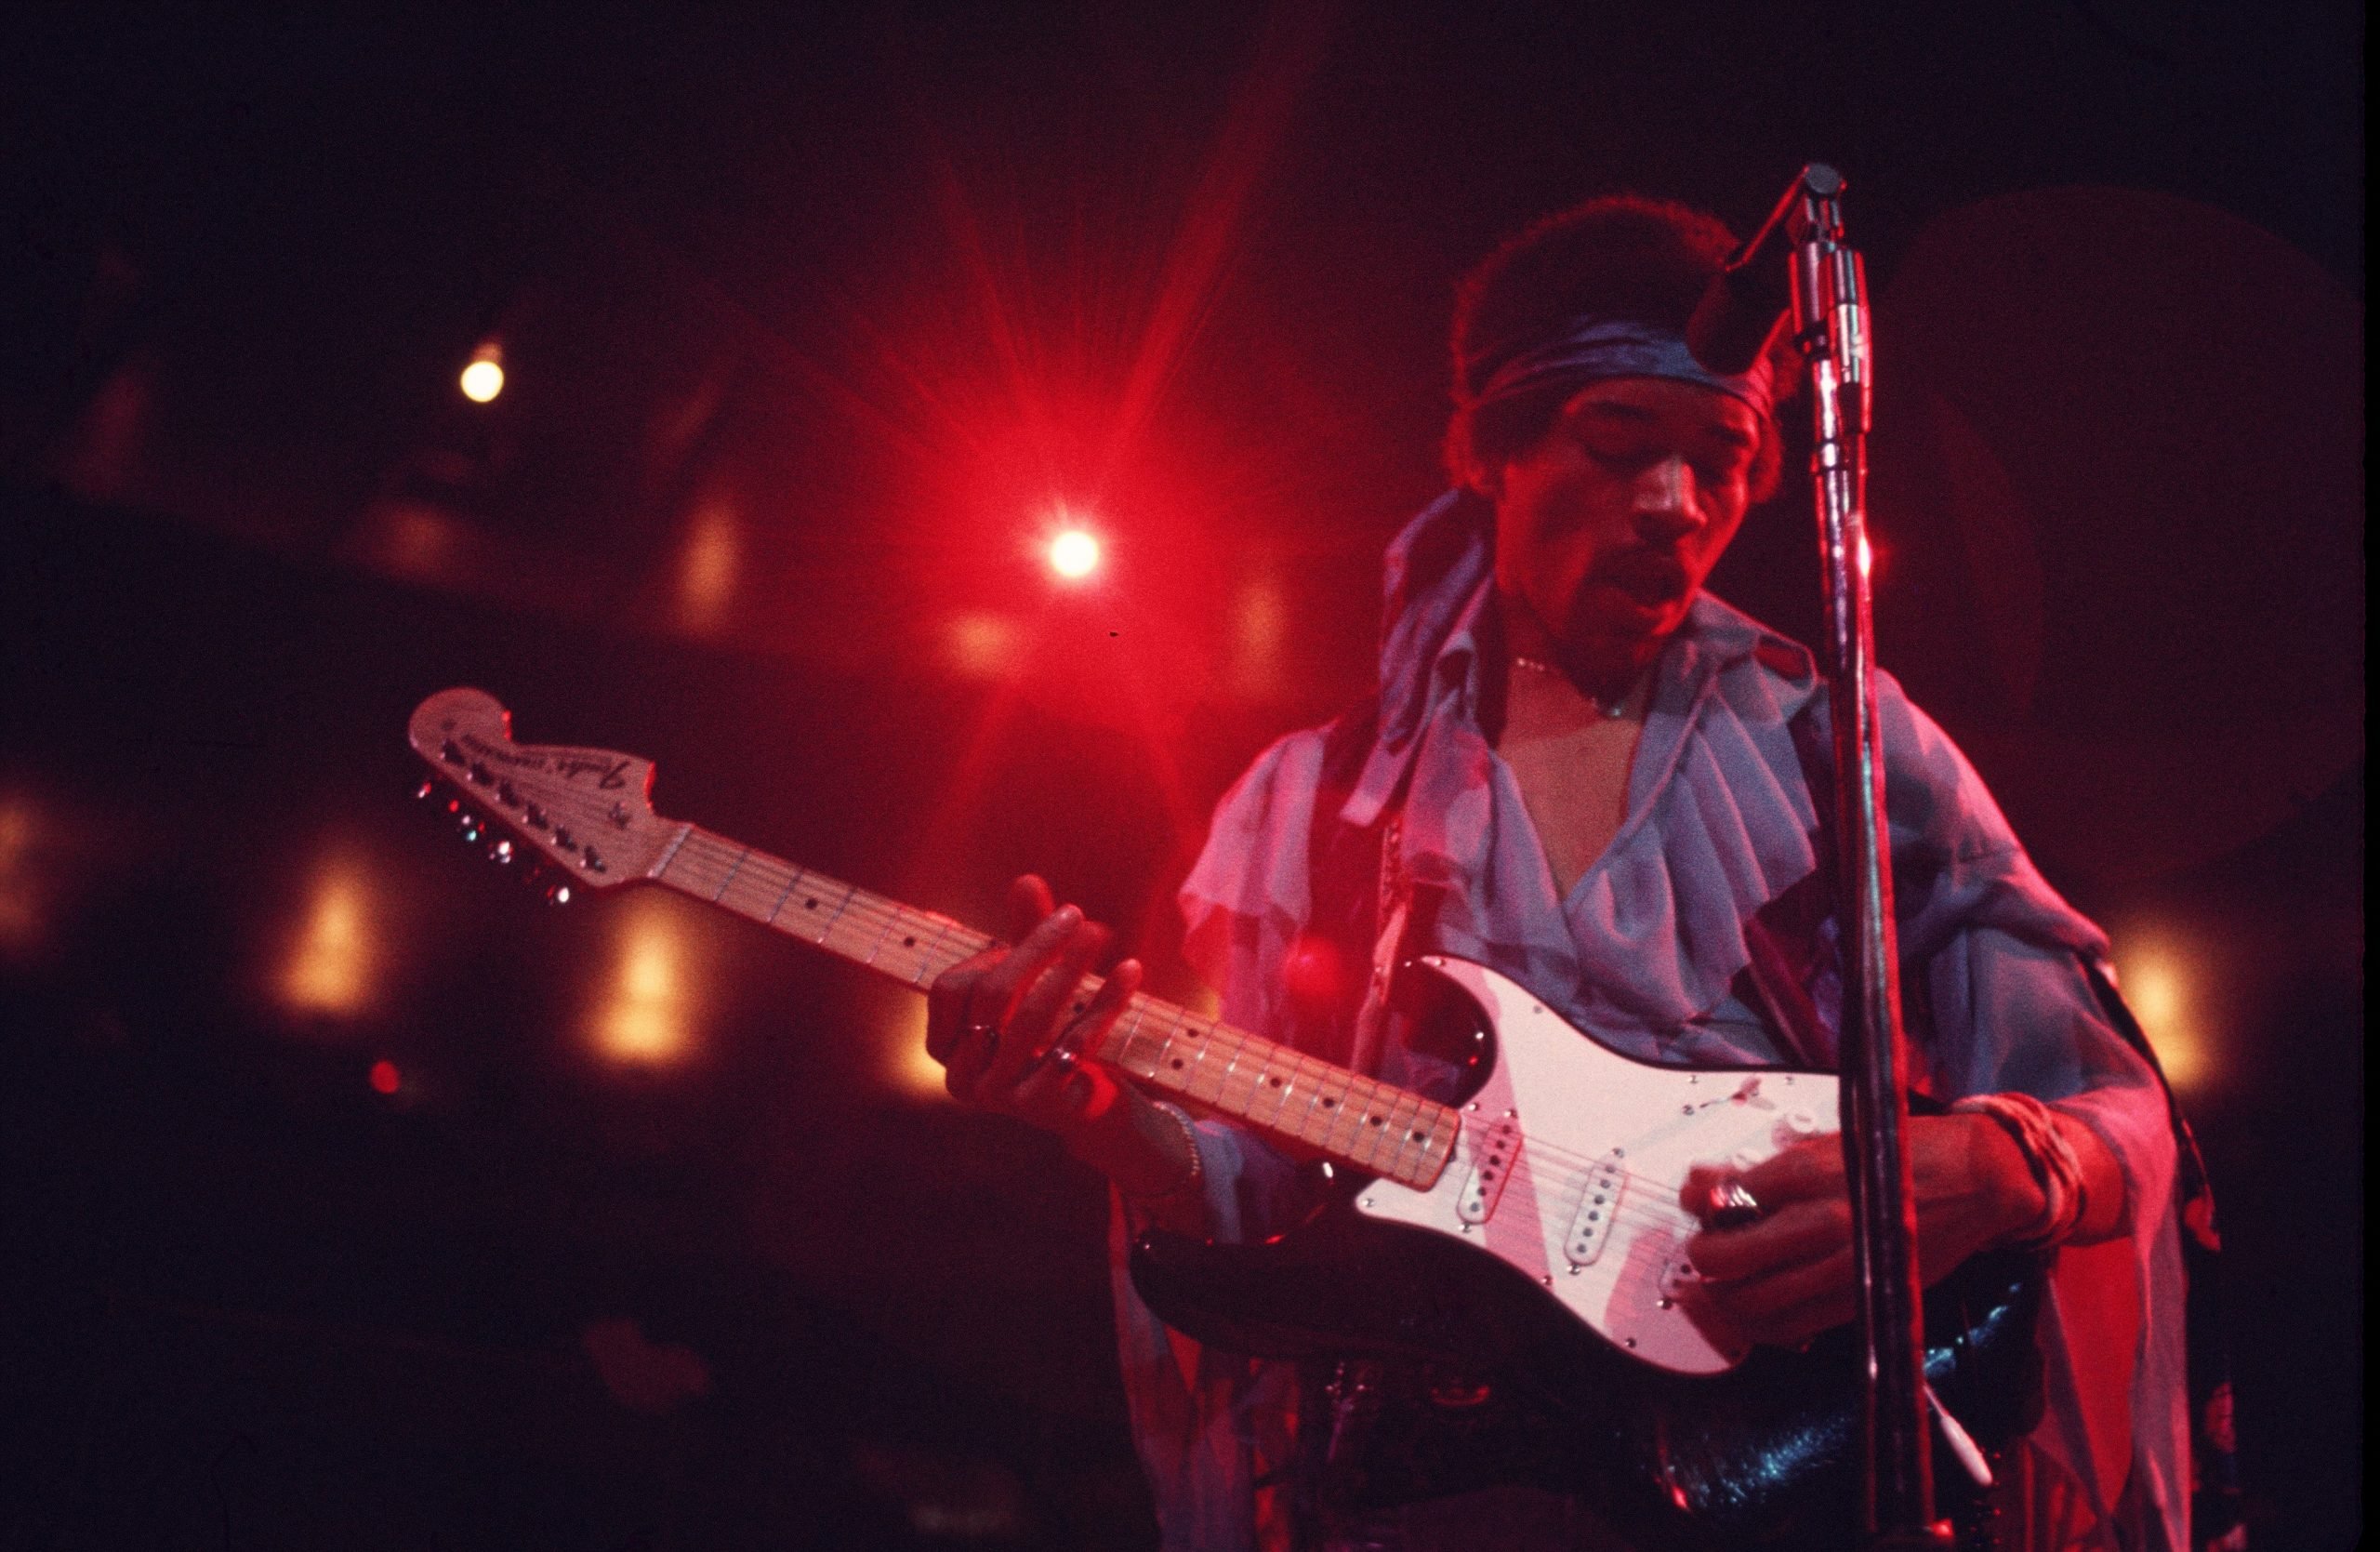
[1673,1112,2054,1349]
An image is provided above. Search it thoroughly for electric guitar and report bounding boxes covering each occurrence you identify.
[408,686,2040,1549]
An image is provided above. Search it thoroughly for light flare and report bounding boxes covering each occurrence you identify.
[883,995,952,1104]
[1050,527,1101,579]
[0,792,46,957]
[945,612,1022,679]
[2110,932,2211,1092]
[281,852,377,1019]
[676,499,741,635]
[1229,575,1287,696]
[459,344,505,404]
[593,894,701,1065]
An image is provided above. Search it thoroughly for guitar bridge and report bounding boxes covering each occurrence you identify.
[1563,1151,1628,1267]
[1456,1112,1522,1226]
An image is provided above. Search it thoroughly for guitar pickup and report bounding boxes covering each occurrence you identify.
[1563,1152,1628,1267]
[1456,1112,1523,1226]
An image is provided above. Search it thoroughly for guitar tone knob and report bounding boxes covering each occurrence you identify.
[1774,1108,1821,1147]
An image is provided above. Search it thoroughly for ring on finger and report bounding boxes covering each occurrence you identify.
[965,1019,1000,1058]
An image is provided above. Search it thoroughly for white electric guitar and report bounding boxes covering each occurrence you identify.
[408,686,2039,1547]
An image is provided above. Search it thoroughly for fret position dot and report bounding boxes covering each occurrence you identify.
[903,935,916,947]
[804,898,819,909]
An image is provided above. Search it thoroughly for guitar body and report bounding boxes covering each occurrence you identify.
[1129,956,2043,1549]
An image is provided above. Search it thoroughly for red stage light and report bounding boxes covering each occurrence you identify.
[369,1059,401,1094]
[1049,528,1100,579]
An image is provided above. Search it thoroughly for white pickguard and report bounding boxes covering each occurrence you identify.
[1353,957,1840,1375]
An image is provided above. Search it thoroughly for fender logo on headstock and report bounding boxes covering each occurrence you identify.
[450,727,630,789]
[554,756,633,790]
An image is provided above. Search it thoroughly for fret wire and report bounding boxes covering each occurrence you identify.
[1178,1016,1223,1099]
[711,846,747,902]
[857,889,899,965]
[913,914,952,987]
[763,867,799,926]
[814,882,861,945]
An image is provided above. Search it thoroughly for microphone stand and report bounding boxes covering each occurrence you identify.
[1758,165,1952,1548]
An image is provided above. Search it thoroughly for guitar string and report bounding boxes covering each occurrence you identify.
[522,815,1792,1204]
[654,828,1765,1209]
[655,826,1787,1204]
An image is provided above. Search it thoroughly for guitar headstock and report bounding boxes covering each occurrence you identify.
[406,687,680,891]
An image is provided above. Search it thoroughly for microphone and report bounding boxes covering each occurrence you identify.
[1686,165,1840,378]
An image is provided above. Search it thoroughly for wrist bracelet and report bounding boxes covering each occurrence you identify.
[1953,1092,2088,1250]
[1123,1101,1205,1207]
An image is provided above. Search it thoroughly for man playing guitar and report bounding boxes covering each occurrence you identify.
[923,196,2189,1552]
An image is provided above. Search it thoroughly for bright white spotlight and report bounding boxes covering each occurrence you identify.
[459,351,504,404]
[1049,528,1100,579]
[459,359,504,404]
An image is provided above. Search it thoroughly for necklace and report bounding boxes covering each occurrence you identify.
[1510,655,1633,719]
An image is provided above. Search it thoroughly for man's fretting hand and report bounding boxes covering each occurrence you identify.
[923,875,1201,1215]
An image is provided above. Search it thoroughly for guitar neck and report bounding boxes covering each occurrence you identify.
[649,823,1456,1189]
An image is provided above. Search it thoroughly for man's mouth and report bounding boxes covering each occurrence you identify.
[1596,552,1692,609]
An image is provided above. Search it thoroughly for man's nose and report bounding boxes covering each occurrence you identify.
[1633,457,1700,539]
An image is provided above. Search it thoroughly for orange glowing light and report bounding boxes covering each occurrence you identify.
[1050,528,1101,579]
[281,854,377,1019]
[882,995,952,1104]
[459,352,504,404]
[369,1059,402,1095]
[593,894,698,1065]
[0,792,45,957]
[675,501,741,635]
[2111,933,2210,1093]
[945,611,1022,679]
[1230,576,1288,696]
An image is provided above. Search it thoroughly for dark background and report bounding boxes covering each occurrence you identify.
[0,5,2360,1548]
